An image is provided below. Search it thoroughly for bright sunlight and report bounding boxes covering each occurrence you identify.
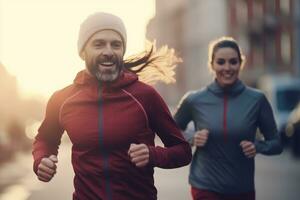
[0,0,155,98]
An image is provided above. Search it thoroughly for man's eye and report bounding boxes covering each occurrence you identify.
[112,42,122,48]
[94,42,105,47]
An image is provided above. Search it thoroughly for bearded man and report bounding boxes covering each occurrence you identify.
[32,12,191,200]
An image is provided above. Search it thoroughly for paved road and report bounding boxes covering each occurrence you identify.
[0,140,299,200]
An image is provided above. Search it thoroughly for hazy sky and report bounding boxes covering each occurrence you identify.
[0,0,155,98]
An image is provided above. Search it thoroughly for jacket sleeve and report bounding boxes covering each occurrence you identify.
[255,94,283,155]
[173,92,195,143]
[147,89,192,169]
[32,92,64,174]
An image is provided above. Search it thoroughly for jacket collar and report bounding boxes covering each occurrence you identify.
[73,69,138,90]
[207,79,245,97]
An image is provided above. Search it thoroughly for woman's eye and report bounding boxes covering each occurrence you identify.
[229,59,238,65]
[216,59,225,65]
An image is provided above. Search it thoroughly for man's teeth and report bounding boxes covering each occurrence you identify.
[100,62,114,66]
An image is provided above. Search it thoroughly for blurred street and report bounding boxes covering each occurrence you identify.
[0,139,299,200]
[1,0,300,200]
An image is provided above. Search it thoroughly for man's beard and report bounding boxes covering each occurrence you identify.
[87,55,123,82]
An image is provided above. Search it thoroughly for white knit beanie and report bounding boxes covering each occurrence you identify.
[78,12,127,59]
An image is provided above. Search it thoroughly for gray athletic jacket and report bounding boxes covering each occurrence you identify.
[174,79,282,194]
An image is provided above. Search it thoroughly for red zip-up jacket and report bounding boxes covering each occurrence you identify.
[33,70,192,200]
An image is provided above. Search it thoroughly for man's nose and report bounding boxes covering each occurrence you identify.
[102,45,114,56]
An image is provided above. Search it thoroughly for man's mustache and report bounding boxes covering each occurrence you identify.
[97,55,118,63]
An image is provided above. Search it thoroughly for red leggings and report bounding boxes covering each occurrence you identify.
[191,187,255,200]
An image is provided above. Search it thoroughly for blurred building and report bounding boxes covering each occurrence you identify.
[0,62,19,131]
[0,62,44,159]
[147,0,228,106]
[228,0,300,85]
[147,0,300,106]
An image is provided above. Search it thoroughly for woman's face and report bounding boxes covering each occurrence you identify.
[211,47,241,88]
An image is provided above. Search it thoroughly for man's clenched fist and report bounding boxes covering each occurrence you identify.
[128,143,150,167]
[37,155,58,182]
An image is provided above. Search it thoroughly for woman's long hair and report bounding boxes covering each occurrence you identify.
[124,40,182,85]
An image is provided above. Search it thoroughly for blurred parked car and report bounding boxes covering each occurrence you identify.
[284,102,300,157]
[258,75,300,146]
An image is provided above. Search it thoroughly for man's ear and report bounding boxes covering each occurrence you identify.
[80,51,85,60]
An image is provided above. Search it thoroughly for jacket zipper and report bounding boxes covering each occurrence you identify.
[98,85,112,200]
[223,94,228,142]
